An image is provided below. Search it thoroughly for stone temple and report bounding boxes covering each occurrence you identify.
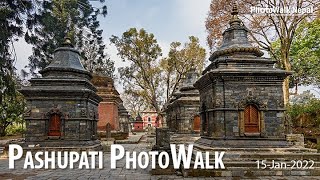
[91,75,121,132]
[194,3,292,146]
[165,69,201,134]
[20,38,102,148]
[179,3,320,177]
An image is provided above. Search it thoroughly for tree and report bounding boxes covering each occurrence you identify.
[110,28,163,114]
[121,92,148,118]
[289,17,320,88]
[287,91,320,140]
[81,36,115,77]
[0,0,34,136]
[271,16,320,93]
[24,0,114,77]
[0,89,25,136]
[205,0,319,104]
[160,36,206,103]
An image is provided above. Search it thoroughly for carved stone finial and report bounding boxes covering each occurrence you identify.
[231,1,238,15]
[62,36,74,48]
[229,1,241,27]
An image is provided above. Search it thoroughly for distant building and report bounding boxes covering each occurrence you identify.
[133,113,144,132]
[141,111,159,128]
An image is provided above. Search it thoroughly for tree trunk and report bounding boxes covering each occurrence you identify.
[283,78,290,106]
[280,43,291,106]
[0,126,6,137]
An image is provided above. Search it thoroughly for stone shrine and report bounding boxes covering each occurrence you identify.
[91,75,121,132]
[20,38,102,148]
[165,70,200,133]
[118,101,130,135]
[180,3,320,177]
[133,113,144,132]
[194,4,292,144]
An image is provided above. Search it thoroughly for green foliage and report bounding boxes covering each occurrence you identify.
[0,1,31,136]
[5,123,26,136]
[0,91,25,136]
[24,0,114,77]
[160,36,206,102]
[290,18,320,86]
[111,28,207,115]
[287,96,320,127]
[111,28,163,113]
[271,18,320,88]
[1,0,33,99]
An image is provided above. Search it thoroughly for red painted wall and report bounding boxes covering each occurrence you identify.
[97,102,119,131]
[133,122,144,132]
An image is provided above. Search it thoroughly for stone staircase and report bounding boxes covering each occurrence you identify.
[181,143,320,177]
[170,133,200,145]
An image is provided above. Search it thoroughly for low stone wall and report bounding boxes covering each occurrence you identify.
[286,134,305,148]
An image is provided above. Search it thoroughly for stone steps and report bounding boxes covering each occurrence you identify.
[179,143,320,177]
[194,143,317,152]
[183,160,320,177]
[182,168,320,177]
[193,152,320,161]
[191,150,320,167]
[0,147,4,154]
[190,159,320,168]
[196,138,291,148]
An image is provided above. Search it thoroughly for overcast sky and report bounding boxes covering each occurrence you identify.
[14,0,211,80]
[13,0,319,97]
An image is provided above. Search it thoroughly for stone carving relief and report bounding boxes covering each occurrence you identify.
[238,95,267,110]
[276,100,284,107]
[80,109,87,117]
[46,105,63,117]
[216,99,222,107]
[89,107,95,118]
[64,112,70,120]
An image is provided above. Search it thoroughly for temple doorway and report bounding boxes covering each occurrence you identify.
[193,115,200,133]
[244,105,259,133]
[48,114,61,136]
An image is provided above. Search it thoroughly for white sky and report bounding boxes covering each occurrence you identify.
[13,0,319,98]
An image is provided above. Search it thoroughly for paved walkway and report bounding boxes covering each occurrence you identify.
[115,132,145,144]
[0,135,319,179]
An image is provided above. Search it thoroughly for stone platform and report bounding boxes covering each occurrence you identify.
[196,137,291,148]
[171,133,201,145]
[181,143,320,177]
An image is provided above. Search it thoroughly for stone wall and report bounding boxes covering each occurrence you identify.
[24,98,99,143]
[165,70,200,134]
[198,77,286,138]
[98,102,119,131]
[20,38,102,148]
